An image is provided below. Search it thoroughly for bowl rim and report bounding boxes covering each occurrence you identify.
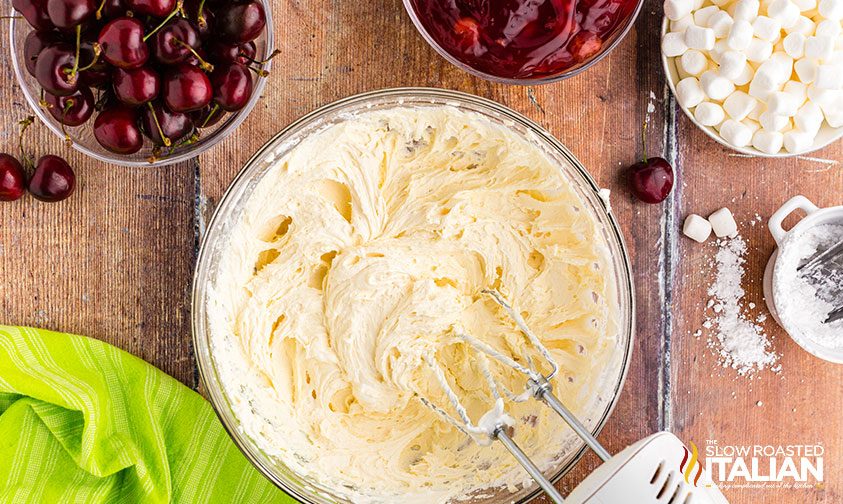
[191,87,636,503]
[7,4,273,168]
[659,17,843,158]
[400,0,646,85]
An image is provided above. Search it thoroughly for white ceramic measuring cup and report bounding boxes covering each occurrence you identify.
[763,195,843,364]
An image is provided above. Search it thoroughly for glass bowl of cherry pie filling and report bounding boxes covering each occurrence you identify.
[403,0,644,84]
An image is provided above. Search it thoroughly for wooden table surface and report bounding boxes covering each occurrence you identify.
[2,1,841,502]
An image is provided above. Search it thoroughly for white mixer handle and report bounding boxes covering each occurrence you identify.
[768,195,820,245]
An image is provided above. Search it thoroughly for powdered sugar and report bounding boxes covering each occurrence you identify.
[705,235,778,375]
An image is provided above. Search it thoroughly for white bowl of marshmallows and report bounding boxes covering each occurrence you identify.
[661,0,843,156]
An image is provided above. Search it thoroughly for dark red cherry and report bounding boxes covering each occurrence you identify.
[99,0,126,18]
[629,157,674,204]
[0,154,27,202]
[98,17,148,69]
[190,104,224,128]
[93,106,143,154]
[216,1,266,43]
[208,41,256,65]
[45,87,95,126]
[28,155,75,202]
[140,101,193,145]
[47,0,96,30]
[113,66,160,105]
[12,0,54,31]
[126,0,176,17]
[23,31,61,76]
[162,64,212,112]
[152,18,200,64]
[34,44,79,96]
[211,64,253,112]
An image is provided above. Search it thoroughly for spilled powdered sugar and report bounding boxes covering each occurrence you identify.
[705,235,778,375]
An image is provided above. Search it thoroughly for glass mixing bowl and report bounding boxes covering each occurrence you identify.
[192,88,635,503]
[7,2,273,168]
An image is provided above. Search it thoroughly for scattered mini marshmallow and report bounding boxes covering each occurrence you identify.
[677,77,707,107]
[724,91,758,119]
[815,65,843,89]
[732,0,761,20]
[752,16,782,42]
[783,129,815,152]
[719,118,755,146]
[767,0,801,28]
[695,101,727,125]
[767,90,802,115]
[708,208,739,238]
[818,0,843,19]
[783,32,806,58]
[684,214,714,242]
[752,129,786,153]
[727,20,755,50]
[686,25,717,50]
[759,110,791,130]
[681,50,709,75]
[805,35,835,61]
[700,70,736,100]
[745,38,774,62]
[666,0,695,20]
[663,31,690,57]
[794,101,825,133]
[708,10,735,37]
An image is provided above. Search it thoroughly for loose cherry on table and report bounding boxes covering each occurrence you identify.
[628,123,675,204]
[0,154,27,202]
[113,66,161,105]
[211,63,253,112]
[98,17,149,69]
[162,63,212,112]
[12,0,54,31]
[46,0,96,30]
[28,155,76,202]
[93,105,143,154]
[216,1,266,44]
[140,100,194,146]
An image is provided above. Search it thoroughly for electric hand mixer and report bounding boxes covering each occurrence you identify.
[420,290,730,504]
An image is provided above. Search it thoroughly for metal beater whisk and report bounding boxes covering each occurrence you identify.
[798,238,843,323]
[417,289,611,504]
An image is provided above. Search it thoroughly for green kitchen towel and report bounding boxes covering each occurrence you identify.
[0,326,295,504]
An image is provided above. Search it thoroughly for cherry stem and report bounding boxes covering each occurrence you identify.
[0,15,24,20]
[77,43,102,72]
[246,64,269,77]
[60,100,75,146]
[95,0,107,19]
[64,25,82,84]
[38,89,51,109]
[147,102,171,147]
[143,0,184,42]
[641,118,648,163]
[197,0,207,28]
[18,116,35,171]
[175,39,213,71]
[200,103,220,128]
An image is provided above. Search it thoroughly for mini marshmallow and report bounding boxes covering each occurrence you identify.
[745,37,774,62]
[708,11,734,37]
[783,129,816,152]
[665,0,695,20]
[700,70,736,99]
[785,16,814,36]
[759,110,791,130]
[742,118,762,132]
[719,50,748,79]
[708,208,739,238]
[732,0,761,20]
[815,64,843,89]
[683,214,713,242]
[671,14,696,32]
[728,20,755,50]
[794,101,825,133]
[685,25,717,50]
[663,32,689,57]
[784,79,808,103]
[749,76,778,99]
[724,91,759,119]
[819,93,843,126]
[805,35,835,61]
[783,32,806,57]
[681,50,709,75]
[709,39,731,63]
[752,129,785,152]
[733,62,755,85]
[676,77,707,108]
[816,19,842,38]
[767,0,801,28]
[752,16,782,42]
[767,90,802,115]
[807,84,840,106]
[795,58,818,82]
[791,0,817,10]
[818,0,843,19]
[719,118,755,146]
[695,101,727,125]
[695,6,721,25]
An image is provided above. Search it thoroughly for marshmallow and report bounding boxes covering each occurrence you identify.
[708,208,739,237]
[784,79,808,103]
[666,0,695,20]
[695,6,721,25]
[815,64,843,89]
[767,0,801,28]
[708,11,734,37]
[752,129,785,152]
[767,90,802,115]
[807,84,840,105]
[671,14,696,32]
[685,25,717,49]
[818,0,843,19]
[663,32,689,57]
[728,20,755,49]
[742,118,763,132]
[695,101,727,125]
[783,129,816,152]
[795,58,818,82]
[805,35,835,61]
[816,19,842,38]
[719,118,755,146]
[745,38,775,62]
[753,16,783,42]
[786,16,814,36]
[719,50,748,79]
[700,70,737,99]
[732,0,761,19]
[681,50,709,75]
[724,91,759,119]
[676,77,707,108]
[791,0,817,10]
[819,93,843,126]
[710,39,731,63]
[794,101,825,133]
[783,32,806,57]
[683,214,713,242]
[733,61,755,85]
[760,110,791,129]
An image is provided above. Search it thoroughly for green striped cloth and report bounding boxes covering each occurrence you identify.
[0,326,295,503]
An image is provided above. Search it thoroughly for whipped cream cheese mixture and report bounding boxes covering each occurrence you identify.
[209,106,622,503]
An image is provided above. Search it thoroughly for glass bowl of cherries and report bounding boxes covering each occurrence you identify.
[9,0,274,167]
[403,0,644,84]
